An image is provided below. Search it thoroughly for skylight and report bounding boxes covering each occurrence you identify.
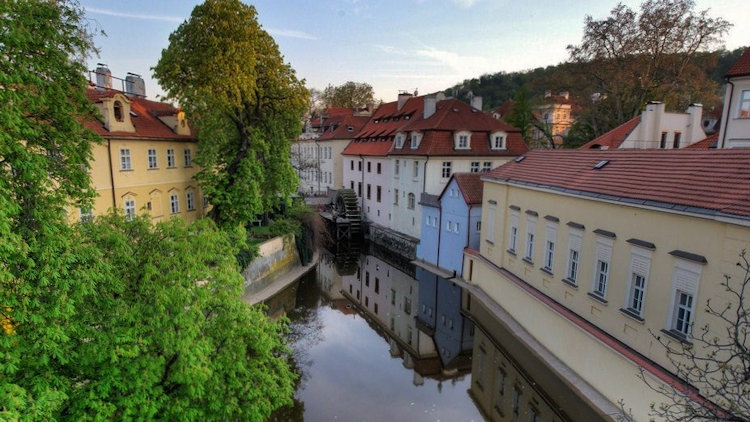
[593,160,609,169]
[514,155,525,163]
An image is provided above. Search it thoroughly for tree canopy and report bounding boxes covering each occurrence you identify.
[321,81,376,108]
[153,0,308,228]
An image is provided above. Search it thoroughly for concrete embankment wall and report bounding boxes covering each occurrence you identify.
[243,235,300,295]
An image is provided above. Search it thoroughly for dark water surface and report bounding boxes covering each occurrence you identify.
[269,244,606,422]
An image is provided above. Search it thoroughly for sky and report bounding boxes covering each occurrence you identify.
[80,0,750,103]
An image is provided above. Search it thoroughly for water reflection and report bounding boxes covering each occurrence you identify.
[270,243,603,421]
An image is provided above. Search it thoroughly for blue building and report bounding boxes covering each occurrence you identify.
[416,173,483,276]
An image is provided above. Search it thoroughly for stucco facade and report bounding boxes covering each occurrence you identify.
[718,47,750,148]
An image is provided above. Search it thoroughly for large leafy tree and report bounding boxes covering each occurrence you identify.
[0,0,101,418]
[153,0,308,228]
[321,81,376,108]
[567,0,731,138]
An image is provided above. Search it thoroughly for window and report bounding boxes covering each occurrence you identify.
[483,161,492,172]
[367,162,371,173]
[377,162,381,174]
[350,160,354,170]
[376,185,381,202]
[395,159,400,176]
[124,198,136,221]
[413,161,419,178]
[170,193,179,214]
[455,131,471,149]
[470,161,480,173]
[458,134,469,148]
[394,189,399,205]
[113,100,123,121]
[147,148,157,169]
[543,223,557,271]
[442,161,452,178]
[395,134,405,149]
[407,193,415,209]
[668,259,702,337]
[629,274,646,313]
[476,221,481,232]
[673,132,682,149]
[625,249,652,316]
[410,133,420,149]
[660,132,668,149]
[454,222,459,233]
[357,182,361,196]
[203,194,209,208]
[591,238,613,298]
[568,249,579,283]
[186,191,195,211]
[79,207,93,223]
[358,161,362,171]
[524,216,537,261]
[673,292,694,336]
[512,387,522,420]
[366,184,371,200]
[491,132,506,150]
[184,148,192,167]
[739,90,750,118]
[167,148,175,168]
[350,180,354,190]
[446,221,453,231]
[120,148,131,170]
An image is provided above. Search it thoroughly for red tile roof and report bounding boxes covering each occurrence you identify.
[726,47,750,77]
[319,114,370,141]
[685,133,719,149]
[84,88,193,141]
[485,149,750,221]
[442,172,484,205]
[579,116,640,150]
[342,95,425,156]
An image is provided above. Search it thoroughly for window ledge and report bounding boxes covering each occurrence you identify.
[147,167,159,170]
[562,278,578,288]
[660,329,692,345]
[184,165,193,168]
[540,267,553,276]
[619,308,645,323]
[587,292,608,304]
[120,168,133,172]
[522,257,534,266]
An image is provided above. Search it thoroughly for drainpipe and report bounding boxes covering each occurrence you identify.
[436,202,442,269]
[720,79,735,149]
[107,139,116,208]
[359,154,365,210]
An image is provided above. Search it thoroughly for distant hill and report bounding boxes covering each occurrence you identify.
[444,47,747,112]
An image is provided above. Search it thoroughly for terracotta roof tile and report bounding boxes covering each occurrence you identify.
[580,116,641,150]
[442,172,484,205]
[84,88,193,141]
[726,47,750,77]
[319,114,369,141]
[685,133,719,149]
[486,149,750,220]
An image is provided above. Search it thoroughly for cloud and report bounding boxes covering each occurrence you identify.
[267,28,318,41]
[450,0,478,8]
[415,46,491,75]
[84,7,183,23]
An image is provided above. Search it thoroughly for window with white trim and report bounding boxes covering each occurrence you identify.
[483,161,492,172]
[124,198,136,220]
[184,148,192,167]
[170,193,179,214]
[120,148,131,170]
[147,148,157,169]
[490,132,506,150]
[186,190,195,211]
[407,193,415,210]
[543,223,557,271]
[470,161,480,173]
[413,161,419,178]
[739,90,750,118]
[395,159,400,176]
[524,216,537,261]
[441,161,452,178]
[508,211,519,252]
[395,133,405,148]
[667,259,702,337]
[394,188,399,205]
[486,204,496,243]
[410,132,421,149]
[591,238,613,298]
[455,131,471,149]
[167,148,175,168]
[566,230,582,284]
[625,248,652,317]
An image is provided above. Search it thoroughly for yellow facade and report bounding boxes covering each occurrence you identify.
[76,88,206,224]
[464,180,749,421]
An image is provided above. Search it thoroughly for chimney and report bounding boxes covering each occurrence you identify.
[686,103,704,144]
[95,63,112,90]
[544,90,551,98]
[397,91,412,111]
[423,95,437,119]
[470,95,483,111]
[125,72,146,97]
[560,91,569,100]
[640,101,665,147]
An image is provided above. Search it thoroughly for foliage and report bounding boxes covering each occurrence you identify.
[153,0,308,228]
[636,251,750,421]
[321,81,376,108]
[567,0,731,137]
[0,0,101,418]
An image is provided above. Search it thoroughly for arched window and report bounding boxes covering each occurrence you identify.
[113,101,123,122]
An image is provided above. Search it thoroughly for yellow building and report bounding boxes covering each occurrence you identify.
[463,149,750,421]
[82,86,206,223]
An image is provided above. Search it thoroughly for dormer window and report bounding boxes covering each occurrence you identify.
[491,132,507,150]
[455,131,471,149]
[410,132,422,149]
[113,101,124,122]
[395,133,405,149]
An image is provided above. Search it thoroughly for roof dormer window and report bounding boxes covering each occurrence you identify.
[455,131,471,149]
[113,101,124,122]
[410,132,422,149]
[491,131,507,150]
[395,133,406,149]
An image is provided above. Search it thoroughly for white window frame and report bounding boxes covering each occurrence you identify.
[591,238,613,298]
[470,161,480,173]
[395,159,400,176]
[508,211,519,252]
[410,132,421,149]
[441,161,452,178]
[407,193,415,210]
[413,160,419,178]
[167,148,175,168]
[170,193,179,214]
[543,223,557,271]
[490,131,506,150]
[524,216,537,262]
[625,248,652,317]
[186,190,195,211]
[124,198,136,220]
[482,161,492,172]
[666,259,702,338]
[184,148,192,167]
[147,148,157,169]
[120,148,131,170]
[395,133,405,149]
[455,130,471,149]
[566,230,583,284]
[739,90,750,118]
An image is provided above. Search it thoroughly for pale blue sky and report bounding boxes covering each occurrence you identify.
[81,0,750,103]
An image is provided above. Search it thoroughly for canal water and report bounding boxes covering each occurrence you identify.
[269,242,607,422]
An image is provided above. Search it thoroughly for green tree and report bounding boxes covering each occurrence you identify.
[153,0,308,228]
[321,81,376,108]
[0,0,101,418]
[505,87,534,146]
[567,0,731,137]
